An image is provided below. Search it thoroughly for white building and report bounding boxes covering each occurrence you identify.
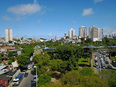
[5,29,13,42]
[79,26,87,40]
[98,28,103,41]
[69,28,75,39]
[55,36,59,40]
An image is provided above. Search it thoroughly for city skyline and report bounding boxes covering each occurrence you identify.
[0,0,116,39]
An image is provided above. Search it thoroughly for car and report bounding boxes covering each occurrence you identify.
[94,57,97,61]
[102,65,106,69]
[24,73,28,77]
[32,76,37,82]
[105,61,109,64]
[22,70,26,74]
[107,65,112,69]
[96,65,99,69]
[28,64,32,70]
[95,62,98,66]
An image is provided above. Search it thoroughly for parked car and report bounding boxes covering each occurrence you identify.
[107,65,112,69]
[28,64,32,70]
[102,65,106,69]
[22,70,26,74]
[24,73,28,77]
[96,65,99,69]
[32,76,37,82]
[95,62,98,66]
[105,61,109,64]
[94,57,97,61]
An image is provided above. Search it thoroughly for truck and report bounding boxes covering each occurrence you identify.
[12,73,23,86]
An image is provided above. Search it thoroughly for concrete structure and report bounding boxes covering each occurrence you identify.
[5,29,13,42]
[55,36,59,40]
[69,28,75,39]
[89,25,103,41]
[64,33,67,39]
[79,26,87,40]
[98,28,103,41]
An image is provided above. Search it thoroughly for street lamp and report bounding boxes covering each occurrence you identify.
[34,66,37,87]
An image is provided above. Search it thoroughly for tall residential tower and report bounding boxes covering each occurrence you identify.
[69,28,75,39]
[89,25,103,41]
[5,29,13,42]
[79,26,87,40]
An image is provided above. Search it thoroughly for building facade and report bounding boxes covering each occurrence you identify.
[79,26,87,40]
[69,28,75,39]
[5,29,13,42]
[89,25,103,41]
[55,36,59,40]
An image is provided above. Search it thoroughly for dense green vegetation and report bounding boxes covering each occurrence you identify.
[7,51,15,64]
[13,36,116,87]
[17,46,34,67]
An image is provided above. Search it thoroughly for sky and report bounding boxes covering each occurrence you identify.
[0,0,116,39]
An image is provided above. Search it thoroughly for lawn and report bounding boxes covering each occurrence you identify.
[78,57,90,66]
[111,56,115,61]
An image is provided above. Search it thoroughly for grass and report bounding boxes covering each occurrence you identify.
[111,56,115,61]
[78,57,90,65]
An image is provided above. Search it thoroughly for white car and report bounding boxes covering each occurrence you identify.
[22,70,26,74]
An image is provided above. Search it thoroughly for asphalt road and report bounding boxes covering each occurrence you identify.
[18,70,34,87]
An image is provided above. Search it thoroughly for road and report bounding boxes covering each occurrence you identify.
[18,70,34,87]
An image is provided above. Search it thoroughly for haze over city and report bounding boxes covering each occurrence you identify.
[0,0,116,39]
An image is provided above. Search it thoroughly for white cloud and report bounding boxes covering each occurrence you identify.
[82,8,93,16]
[94,0,104,3]
[7,3,41,15]
[103,27,116,35]
[3,16,12,21]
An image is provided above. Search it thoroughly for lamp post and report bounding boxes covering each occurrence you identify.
[34,66,37,87]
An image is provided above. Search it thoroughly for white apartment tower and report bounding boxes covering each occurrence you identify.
[79,26,87,39]
[69,28,75,39]
[5,29,13,42]
[55,36,59,40]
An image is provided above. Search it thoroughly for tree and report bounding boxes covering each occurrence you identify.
[17,54,29,67]
[62,70,108,87]
[9,41,12,43]
[66,36,69,39]
[8,60,12,64]
[68,55,78,70]
[8,51,13,57]
[21,47,34,57]
[79,67,94,76]
[10,57,15,62]
[108,70,116,87]
[33,53,50,67]
[38,75,51,85]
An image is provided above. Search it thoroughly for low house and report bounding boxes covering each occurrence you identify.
[0,46,21,56]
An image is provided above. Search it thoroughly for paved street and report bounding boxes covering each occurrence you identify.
[18,70,34,87]
[94,50,116,74]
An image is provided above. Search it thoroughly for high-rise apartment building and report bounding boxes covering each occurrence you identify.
[89,25,103,41]
[55,36,59,40]
[69,28,75,39]
[98,28,103,40]
[79,26,87,39]
[5,29,13,42]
